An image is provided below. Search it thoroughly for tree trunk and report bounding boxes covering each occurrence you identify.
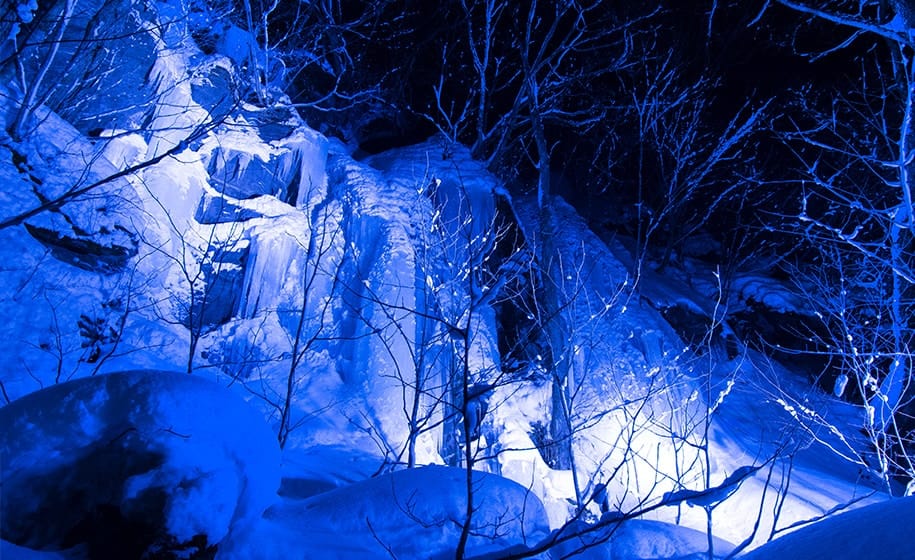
[869,48,914,436]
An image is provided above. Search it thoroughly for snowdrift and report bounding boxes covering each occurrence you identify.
[220,465,550,559]
[739,496,915,560]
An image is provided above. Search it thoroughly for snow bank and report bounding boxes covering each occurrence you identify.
[219,465,550,559]
[610,520,735,559]
[0,540,71,560]
[0,370,280,557]
[551,519,735,559]
[740,496,915,560]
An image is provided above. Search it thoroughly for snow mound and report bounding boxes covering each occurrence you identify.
[553,519,735,559]
[739,496,915,560]
[0,540,71,560]
[219,465,550,559]
[611,520,734,559]
[0,370,280,557]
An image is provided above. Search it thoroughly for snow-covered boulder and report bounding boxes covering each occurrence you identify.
[0,370,281,558]
[611,520,734,559]
[219,465,550,559]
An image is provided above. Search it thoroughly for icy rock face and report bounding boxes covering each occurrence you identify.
[237,215,310,321]
[187,243,249,329]
[501,196,702,519]
[196,191,267,223]
[0,370,280,558]
[190,61,238,125]
[205,122,328,206]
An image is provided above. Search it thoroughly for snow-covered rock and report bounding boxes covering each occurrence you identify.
[0,93,143,269]
[0,370,281,558]
[23,221,137,274]
[613,520,735,559]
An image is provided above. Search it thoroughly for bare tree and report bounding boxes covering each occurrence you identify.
[334,157,529,558]
[273,196,344,449]
[0,0,228,232]
[134,176,247,374]
[758,0,915,489]
[1,0,181,140]
[427,1,641,198]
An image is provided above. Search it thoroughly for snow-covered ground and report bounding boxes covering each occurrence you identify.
[740,496,915,560]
